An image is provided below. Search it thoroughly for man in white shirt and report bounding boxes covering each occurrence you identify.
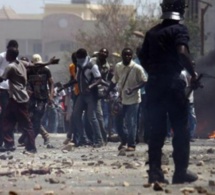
[0,40,18,147]
[107,48,147,151]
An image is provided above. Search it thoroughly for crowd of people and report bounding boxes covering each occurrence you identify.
[0,0,200,184]
[59,47,148,149]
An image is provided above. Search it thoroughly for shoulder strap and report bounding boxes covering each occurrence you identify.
[81,62,95,82]
[83,63,93,72]
[121,64,134,90]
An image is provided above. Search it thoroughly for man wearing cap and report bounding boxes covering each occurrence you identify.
[26,54,54,147]
[138,0,199,184]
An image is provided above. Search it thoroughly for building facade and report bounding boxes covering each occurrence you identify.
[186,0,215,54]
[0,1,135,82]
[0,1,135,59]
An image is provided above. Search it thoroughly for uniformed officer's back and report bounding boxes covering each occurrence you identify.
[141,20,189,76]
[138,0,198,185]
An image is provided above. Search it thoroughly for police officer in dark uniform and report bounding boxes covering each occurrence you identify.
[138,0,198,184]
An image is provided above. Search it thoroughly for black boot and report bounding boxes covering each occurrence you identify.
[148,140,168,184]
[147,168,169,184]
[172,169,198,184]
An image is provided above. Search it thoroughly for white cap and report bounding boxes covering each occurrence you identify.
[32,54,43,64]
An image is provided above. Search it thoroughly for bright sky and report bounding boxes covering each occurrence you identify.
[0,0,160,14]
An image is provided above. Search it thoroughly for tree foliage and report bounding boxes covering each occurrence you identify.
[184,19,201,59]
[76,0,160,57]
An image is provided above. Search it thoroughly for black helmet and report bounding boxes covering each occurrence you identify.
[160,0,187,21]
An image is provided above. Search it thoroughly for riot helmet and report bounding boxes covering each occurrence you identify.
[160,0,187,21]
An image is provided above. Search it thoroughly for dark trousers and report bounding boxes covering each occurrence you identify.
[146,76,190,171]
[85,100,107,143]
[3,99,36,150]
[72,93,103,145]
[0,89,9,146]
[29,98,47,136]
[19,98,49,144]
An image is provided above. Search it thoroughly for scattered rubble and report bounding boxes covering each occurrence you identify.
[207,148,215,154]
[87,162,95,166]
[153,182,164,191]
[97,179,102,184]
[162,167,169,174]
[143,183,151,188]
[0,171,15,177]
[196,161,205,166]
[111,161,122,169]
[161,153,170,165]
[164,189,172,194]
[195,186,208,193]
[9,191,18,195]
[0,136,214,194]
[0,153,13,160]
[123,162,138,169]
[44,191,55,195]
[123,181,130,187]
[47,177,60,184]
[118,149,126,156]
[21,168,51,175]
[209,180,215,187]
[180,187,195,194]
[34,184,42,190]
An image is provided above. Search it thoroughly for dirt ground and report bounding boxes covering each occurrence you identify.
[0,134,215,195]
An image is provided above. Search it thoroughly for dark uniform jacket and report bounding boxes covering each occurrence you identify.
[139,20,190,77]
